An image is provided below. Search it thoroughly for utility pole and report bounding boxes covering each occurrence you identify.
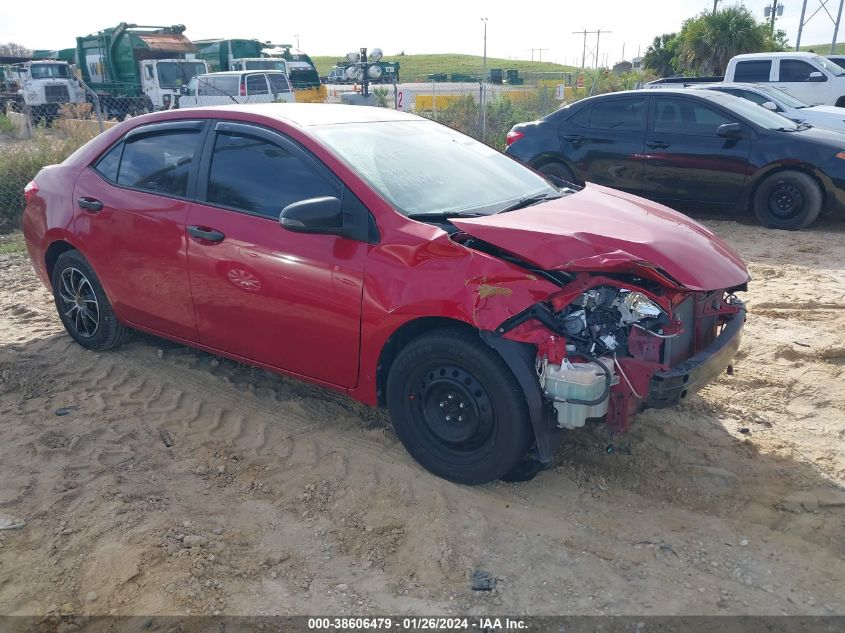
[833,0,845,53]
[481,17,488,78]
[595,29,611,69]
[573,29,588,69]
[528,47,549,61]
[767,0,779,36]
[295,34,300,50]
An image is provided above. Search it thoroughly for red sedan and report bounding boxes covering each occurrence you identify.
[23,104,749,484]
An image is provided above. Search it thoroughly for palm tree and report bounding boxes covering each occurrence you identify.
[677,6,772,75]
[643,34,680,77]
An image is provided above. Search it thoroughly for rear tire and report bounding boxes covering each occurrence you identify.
[386,328,533,485]
[752,171,822,230]
[538,161,580,187]
[51,250,130,351]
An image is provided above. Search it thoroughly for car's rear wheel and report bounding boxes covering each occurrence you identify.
[538,161,579,186]
[752,171,822,230]
[51,250,130,351]
[386,328,532,484]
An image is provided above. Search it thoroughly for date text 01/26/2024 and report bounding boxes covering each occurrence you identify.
[307,617,528,630]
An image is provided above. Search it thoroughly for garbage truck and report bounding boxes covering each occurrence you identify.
[0,59,86,122]
[195,39,326,103]
[75,23,208,117]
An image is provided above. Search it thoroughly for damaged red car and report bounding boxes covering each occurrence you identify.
[23,104,749,484]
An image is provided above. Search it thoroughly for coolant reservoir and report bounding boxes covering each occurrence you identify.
[542,358,616,429]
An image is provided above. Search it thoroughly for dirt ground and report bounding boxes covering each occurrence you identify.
[0,215,843,617]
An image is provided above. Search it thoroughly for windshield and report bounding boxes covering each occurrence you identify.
[156,62,207,89]
[30,64,70,79]
[312,120,558,217]
[754,84,810,109]
[811,55,845,76]
[713,93,799,130]
[244,59,287,72]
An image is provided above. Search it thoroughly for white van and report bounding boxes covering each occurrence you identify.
[179,71,295,107]
[724,52,845,106]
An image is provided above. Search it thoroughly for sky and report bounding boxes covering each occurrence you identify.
[1,0,844,66]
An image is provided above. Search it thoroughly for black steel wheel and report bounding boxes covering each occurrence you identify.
[753,171,822,230]
[51,250,130,351]
[386,328,532,484]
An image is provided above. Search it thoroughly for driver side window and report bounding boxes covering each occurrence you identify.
[653,98,735,136]
[205,130,340,218]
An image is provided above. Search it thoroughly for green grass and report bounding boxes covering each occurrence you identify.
[312,54,578,82]
[0,232,25,255]
[799,42,845,54]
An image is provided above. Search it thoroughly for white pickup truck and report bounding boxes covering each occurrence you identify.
[724,52,845,107]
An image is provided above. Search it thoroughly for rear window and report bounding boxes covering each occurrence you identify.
[267,73,291,93]
[198,75,239,96]
[733,60,772,82]
[587,97,645,131]
[246,74,268,95]
[116,130,201,198]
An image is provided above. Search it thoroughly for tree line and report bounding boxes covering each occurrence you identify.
[643,4,788,77]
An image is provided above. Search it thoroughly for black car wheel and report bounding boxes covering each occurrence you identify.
[538,161,580,187]
[51,250,130,351]
[753,171,822,230]
[386,328,532,485]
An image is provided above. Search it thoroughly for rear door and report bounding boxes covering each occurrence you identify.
[72,120,207,340]
[185,120,368,387]
[731,59,773,84]
[558,95,646,192]
[641,95,752,205]
[774,58,826,104]
[245,73,272,103]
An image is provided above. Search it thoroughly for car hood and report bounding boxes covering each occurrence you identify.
[451,184,750,292]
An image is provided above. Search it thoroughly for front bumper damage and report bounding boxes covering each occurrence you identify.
[648,299,745,408]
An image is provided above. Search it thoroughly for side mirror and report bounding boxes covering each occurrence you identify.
[808,71,826,82]
[761,100,778,111]
[717,122,742,138]
[280,196,343,235]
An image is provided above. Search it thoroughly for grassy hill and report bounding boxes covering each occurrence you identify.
[799,42,845,54]
[311,53,578,81]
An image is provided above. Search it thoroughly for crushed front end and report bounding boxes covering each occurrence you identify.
[492,273,746,436]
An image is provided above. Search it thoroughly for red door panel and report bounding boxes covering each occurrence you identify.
[185,204,366,388]
[73,168,197,340]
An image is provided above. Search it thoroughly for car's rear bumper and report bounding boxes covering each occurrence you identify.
[647,300,745,408]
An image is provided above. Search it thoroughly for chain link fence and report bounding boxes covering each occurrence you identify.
[1,68,645,234]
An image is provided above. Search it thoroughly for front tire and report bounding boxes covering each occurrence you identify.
[752,171,822,230]
[386,328,533,484]
[51,250,130,351]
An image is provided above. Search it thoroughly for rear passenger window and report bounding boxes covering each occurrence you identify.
[267,73,291,93]
[779,60,821,82]
[567,107,591,127]
[117,130,201,197]
[246,74,268,95]
[198,75,238,96]
[733,60,772,82]
[588,98,645,131]
[206,131,338,217]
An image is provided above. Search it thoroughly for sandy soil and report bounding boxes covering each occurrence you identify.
[0,216,843,618]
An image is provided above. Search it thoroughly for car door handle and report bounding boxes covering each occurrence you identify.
[187,225,225,244]
[646,141,670,149]
[77,197,103,213]
[563,134,585,144]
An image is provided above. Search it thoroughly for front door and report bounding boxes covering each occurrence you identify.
[185,121,367,388]
[641,96,752,206]
[73,120,207,340]
[774,58,826,105]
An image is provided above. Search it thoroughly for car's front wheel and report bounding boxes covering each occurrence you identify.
[386,328,533,484]
[51,250,130,351]
[752,170,822,230]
